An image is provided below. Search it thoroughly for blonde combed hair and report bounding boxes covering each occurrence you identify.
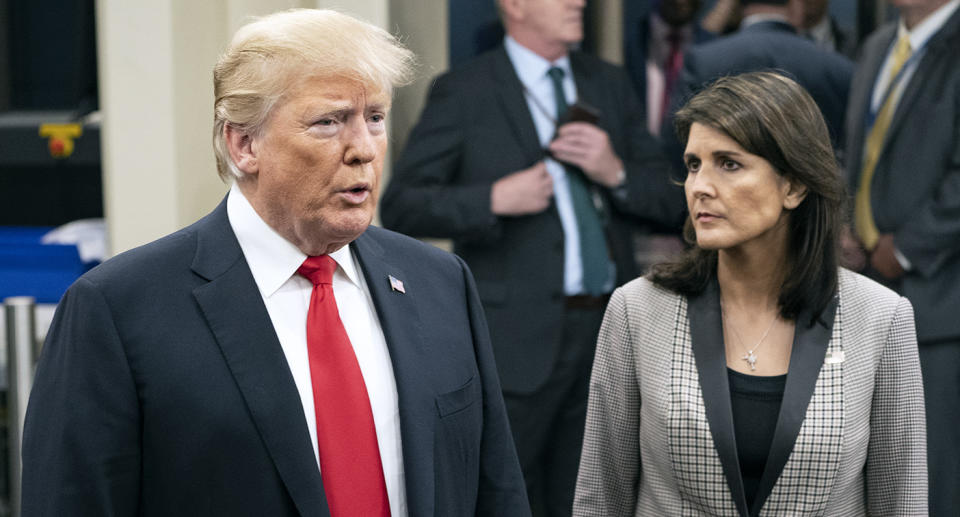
[212,8,416,180]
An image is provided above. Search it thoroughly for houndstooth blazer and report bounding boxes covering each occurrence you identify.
[573,268,927,516]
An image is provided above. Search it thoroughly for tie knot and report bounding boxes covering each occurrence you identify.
[667,30,683,46]
[547,66,565,83]
[298,255,337,286]
[892,34,912,66]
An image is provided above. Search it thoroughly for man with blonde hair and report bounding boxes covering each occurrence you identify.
[22,9,530,517]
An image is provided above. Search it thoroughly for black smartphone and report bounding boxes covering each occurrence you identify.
[557,101,601,127]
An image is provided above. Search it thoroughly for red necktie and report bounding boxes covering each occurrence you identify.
[298,255,390,516]
[660,30,684,128]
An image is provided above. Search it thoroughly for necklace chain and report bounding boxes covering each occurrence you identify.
[721,302,777,371]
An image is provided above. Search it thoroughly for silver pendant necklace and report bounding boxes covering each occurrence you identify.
[721,303,778,371]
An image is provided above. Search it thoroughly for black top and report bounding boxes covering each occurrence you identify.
[728,368,787,509]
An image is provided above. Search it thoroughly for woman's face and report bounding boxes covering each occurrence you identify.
[683,122,806,254]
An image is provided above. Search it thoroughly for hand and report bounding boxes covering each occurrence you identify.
[490,162,553,216]
[870,234,906,280]
[549,122,625,188]
[839,225,866,271]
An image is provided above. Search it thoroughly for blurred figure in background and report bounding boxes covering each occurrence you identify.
[661,0,853,174]
[843,0,960,514]
[623,0,741,271]
[800,0,858,57]
[381,0,683,514]
[624,0,739,137]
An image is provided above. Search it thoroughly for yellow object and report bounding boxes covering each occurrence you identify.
[855,34,912,251]
[38,123,83,158]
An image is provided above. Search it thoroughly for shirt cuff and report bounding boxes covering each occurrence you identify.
[893,246,912,271]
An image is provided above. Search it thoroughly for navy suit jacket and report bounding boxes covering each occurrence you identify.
[22,198,530,516]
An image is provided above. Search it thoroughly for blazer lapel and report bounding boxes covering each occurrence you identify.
[351,230,435,517]
[493,47,546,164]
[688,281,750,517]
[191,200,330,517]
[751,298,838,515]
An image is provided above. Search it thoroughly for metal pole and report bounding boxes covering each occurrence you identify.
[5,296,37,517]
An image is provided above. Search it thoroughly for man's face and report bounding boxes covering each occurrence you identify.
[519,0,586,48]
[241,75,389,256]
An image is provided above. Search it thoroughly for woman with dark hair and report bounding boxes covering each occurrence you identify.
[572,71,927,516]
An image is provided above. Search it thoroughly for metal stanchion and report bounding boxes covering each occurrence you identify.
[5,296,37,517]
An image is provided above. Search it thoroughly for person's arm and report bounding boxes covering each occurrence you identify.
[22,277,141,516]
[459,256,531,516]
[890,116,960,279]
[864,296,927,515]
[381,75,552,245]
[572,289,641,516]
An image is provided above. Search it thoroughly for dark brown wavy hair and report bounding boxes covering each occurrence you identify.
[649,71,846,323]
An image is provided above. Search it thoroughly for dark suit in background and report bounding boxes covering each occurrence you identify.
[844,3,960,514]
[662,18,854,171]
[381,41,681,515]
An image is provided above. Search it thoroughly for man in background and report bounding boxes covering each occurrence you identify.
[381,0,683,514]
[661,0,853,172]
[844,0,960,513]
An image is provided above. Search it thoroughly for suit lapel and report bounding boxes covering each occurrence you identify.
[493,47,546,164]
[570,52,602,118]
[688,281,750,517]
[191,200,330,517]
[849,27,894,186]
[351,230,435,517]
[750,298,838,515]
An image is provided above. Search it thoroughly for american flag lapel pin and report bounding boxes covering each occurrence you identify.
[388,275,406,294]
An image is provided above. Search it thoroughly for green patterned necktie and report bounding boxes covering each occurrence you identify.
[547,66,609,295]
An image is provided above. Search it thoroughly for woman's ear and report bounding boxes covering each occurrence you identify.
[783,180,808,210]
[224,124,259,176]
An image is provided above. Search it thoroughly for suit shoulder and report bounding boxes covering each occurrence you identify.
[362,226,461,268]
[430,49,503,90]
[615,276,682,310]
[571,50,630,79]
[79,219,203,291]
[838,268,907,317]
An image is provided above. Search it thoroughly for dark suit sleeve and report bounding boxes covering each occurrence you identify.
[894,112,960,277]
[22,277,141,516]
[608,66,687,229]
[381,75,503,244]
[457,256,531,516]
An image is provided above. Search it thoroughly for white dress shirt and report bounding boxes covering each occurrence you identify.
[503,36,614,295]
[226,184,407,516]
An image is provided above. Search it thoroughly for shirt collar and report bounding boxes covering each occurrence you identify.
[226,183,363,297]
[504,35,573,88]
[740,13,791,29]
[807,15,834,46]
[899,0,960,52]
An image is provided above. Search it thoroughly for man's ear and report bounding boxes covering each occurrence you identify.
[499,0,524,22]
[224,124,259,176]
[783,180,808,210]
